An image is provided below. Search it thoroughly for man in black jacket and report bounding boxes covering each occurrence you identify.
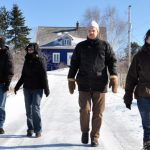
[0,36,14,134]
[68,21,118,147]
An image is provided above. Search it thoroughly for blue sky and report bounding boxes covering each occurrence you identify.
[1,0,149,45]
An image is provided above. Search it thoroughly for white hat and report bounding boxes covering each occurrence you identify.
[88,20,99,32]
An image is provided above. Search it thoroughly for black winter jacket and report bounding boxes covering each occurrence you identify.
[15,50,49,91]
[68,38,117,92]
[0,46,14,88]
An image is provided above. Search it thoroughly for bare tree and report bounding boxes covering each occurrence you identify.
[101,7,127,52]
[8,50,25,92]
[82,7,101,26]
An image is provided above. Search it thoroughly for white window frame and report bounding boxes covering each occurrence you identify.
[67,52,73,66]
[63,39,70,46]
[52,53,60,63]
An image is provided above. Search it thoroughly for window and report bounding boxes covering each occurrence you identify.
[53,53,60,63]
[63,39,71,46]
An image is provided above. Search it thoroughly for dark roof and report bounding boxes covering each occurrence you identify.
[36,26,107,46]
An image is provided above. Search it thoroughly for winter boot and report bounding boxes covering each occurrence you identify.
[91,137,99,147]
[144,141,150,150]
[0,128,4,134]
[27,130,33,137]
[35,132,41,138]
[81,133,89,144]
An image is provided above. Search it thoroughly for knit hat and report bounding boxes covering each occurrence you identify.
[88,20,99,32]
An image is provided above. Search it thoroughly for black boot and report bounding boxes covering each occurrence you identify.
[144,141,150,150]
[27,130,33,137]
[81,133,89,144]
[35,132,41,138]
[91,138,99,147]
[0,128,4,134]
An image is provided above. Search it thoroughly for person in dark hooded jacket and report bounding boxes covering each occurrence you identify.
[14,43,50,138]
[0,36,14,134]
[124,29,150,150]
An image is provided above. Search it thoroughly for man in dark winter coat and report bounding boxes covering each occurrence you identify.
[14,43,50,138]
[68,20,118,147]
[124,29,150,149]
[0,36,14,134]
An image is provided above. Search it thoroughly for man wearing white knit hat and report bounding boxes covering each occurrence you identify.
[68,20,118,147]
[88,20,99,32]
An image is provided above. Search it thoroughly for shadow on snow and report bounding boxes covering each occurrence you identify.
[0,143,91,149]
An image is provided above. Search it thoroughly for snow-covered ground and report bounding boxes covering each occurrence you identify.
[0,68,143,150]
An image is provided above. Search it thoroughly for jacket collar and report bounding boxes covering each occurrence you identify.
[87,37,100,47]
[141,44,150,55]
[25,52,39,60]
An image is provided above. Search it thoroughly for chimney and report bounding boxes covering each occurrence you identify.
[76,21,79,30]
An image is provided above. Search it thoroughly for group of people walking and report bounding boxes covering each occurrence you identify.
[68,21,150,149]
[0,20,150,149]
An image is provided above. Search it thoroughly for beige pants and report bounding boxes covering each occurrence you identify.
[79,91,105,139]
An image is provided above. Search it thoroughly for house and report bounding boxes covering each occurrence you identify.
[36,22,106,71]
[40,33,85,70]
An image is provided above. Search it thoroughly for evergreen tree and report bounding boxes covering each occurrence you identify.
[8,4,31,51]
[0,6,10,36]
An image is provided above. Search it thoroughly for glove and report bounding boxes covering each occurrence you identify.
[44,88,50,97]
[125,103,131,110]
[123,93,132,110]
[68,80,76,94]
[109,76,118,93]
[14,86,19,95]
[3,85,9,92]
[14,88,17,95]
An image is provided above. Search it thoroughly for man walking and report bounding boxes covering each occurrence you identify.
[0,36,14,134]
[68,21,118,147]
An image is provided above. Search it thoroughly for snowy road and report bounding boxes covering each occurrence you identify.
[0,69,143,150]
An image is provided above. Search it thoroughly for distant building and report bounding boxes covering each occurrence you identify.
[40,33,85,70]
[36,22,106,71]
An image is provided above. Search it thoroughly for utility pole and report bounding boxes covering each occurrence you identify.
[128,5,131,69]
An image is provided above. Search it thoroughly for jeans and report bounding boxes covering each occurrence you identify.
[137,97,150,142]
[0,83,7,128]
[23,88,43,133]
